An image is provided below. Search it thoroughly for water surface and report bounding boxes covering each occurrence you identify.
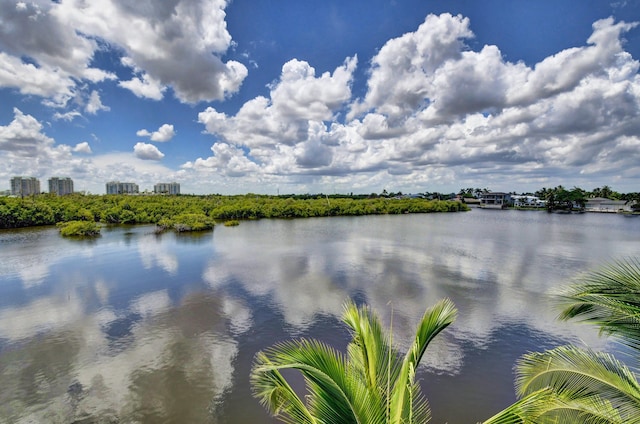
[0,210,638,423]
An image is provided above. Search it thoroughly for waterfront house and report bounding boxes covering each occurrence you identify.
[584,197,631,213]
[462,197,481,207]
[479,192,512,209]
[511,195,545,208]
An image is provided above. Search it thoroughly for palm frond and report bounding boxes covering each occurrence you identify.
[481,388,553,424]
[406,362,431,424]
[556,258,640,352]
[251,338,360,424]
[389,298,457,423]
[488,259,640,424]
[250,351,317,424]
[251,299,456,424]
[406,298,457,367]
[515,345,640,422]
[482,387,630,424]
[525,392,626,424]
[342,301,396,391]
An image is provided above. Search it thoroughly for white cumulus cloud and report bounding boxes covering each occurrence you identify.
[0,108,93,184]
[137,124,176,142]
[0,0,116,107]
[0,108,55,157]
[182,142,260,177]
[187,13,640,194]
[0,0,247,107]
[85,90,110,115]
[134,142,165,160]
[55,0,248,103]
[73,142,92,154]
[195,56,358,178]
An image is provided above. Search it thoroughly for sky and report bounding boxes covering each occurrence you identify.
[1,0,640,195]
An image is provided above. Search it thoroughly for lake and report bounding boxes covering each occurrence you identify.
[0,209,638,423]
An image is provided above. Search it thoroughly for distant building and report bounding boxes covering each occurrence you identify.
[585,197,631,213]
[461,197,481,206]
[479,192,512,209]
[48,177,74,195]
[511,195,545,208]
[106,181,139,194]
[154,182,180,195]
[10,176,41,196]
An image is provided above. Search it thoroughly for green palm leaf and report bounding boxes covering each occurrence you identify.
[556,258,640,352]
[251,350,317,424]
[251,299,457,424]
[484,258,640,424]
[524,392,624,424]
[515,345,640,423]
[251,338,361,424]
[342,302,397,389]
[389,298,457,424]
[481,388,555,424]
[343,301,398,423]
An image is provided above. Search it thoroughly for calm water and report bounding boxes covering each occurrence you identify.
[0,210,638,423]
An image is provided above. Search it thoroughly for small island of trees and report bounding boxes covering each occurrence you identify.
[57,220,101,237]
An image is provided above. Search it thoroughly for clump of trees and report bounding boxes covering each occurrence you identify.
[0,193,468,229]
[461,185,640,212]
[535,185,640,208]
[541,186,587,212]
[57,220,101,237]
[530,186,640,212]
[157,213,214,233]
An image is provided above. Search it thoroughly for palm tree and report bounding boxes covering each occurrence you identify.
[483,258,640,424]
[250,299,457,424]
[601,185,613,199]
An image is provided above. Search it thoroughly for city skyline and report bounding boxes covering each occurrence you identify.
[6,176,181,195]
[1,1,640,195]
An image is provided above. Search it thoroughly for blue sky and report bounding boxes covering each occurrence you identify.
[1,0,640,195]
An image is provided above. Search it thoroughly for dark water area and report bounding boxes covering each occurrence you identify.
[0,210,638,423]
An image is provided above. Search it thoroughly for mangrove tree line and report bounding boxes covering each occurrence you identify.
[0,193,468,229]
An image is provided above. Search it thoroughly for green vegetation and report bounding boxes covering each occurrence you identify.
[537,186,587,212]
[170,213,215,232]
[534,186,640,212]
[224,220,240,227]
[2,186,637,230]
[251,259,640,424]
[0,193,468,229]
[156,213,214,233]
[57,220,101,237]
[485,258,640,424]
[456,186,640,212]
[251,299,456,424]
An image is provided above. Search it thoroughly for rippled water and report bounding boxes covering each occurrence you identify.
[0,210,638,423]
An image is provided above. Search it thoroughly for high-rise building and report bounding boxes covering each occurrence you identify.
[154,182,180,195]
[10,176,40,196]
[48,177,74,195]
[106,181,139,194]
